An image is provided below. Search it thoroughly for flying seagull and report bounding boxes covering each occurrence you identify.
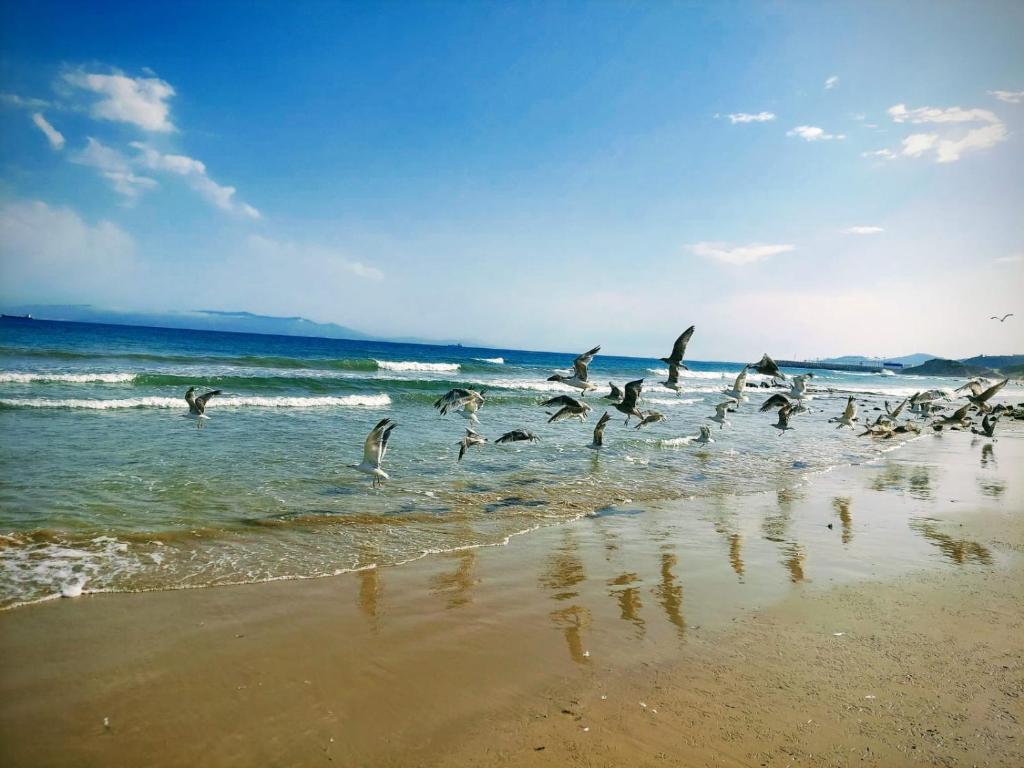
[722,366,749,402]
[750,353,786,381]
[660,326,695,393]
[966,379,1008,413]
[990,313,1014,322]
[971,413,1000,438]
[932,403,972,431]
[772,405,796,435]
[759,392,793,413]
[495,429,538,444]
[185,387,222,418]
[542,395,592,422]
[954,378,988,397]
[457,428,487,461]
[352,418,397,488]
[635,410,666,430]
[589,411,613,449]
[603,382,624,403]
[548,345,600,396]
[709,399,737,429]
[787,373,814,401]
[830,395,858,429]
[433,388,486,422]
[612,379,645,425]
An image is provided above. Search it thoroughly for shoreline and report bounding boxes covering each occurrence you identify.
[1,427,1022,766]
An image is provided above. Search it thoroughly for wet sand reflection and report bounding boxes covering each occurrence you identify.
[871,463,934,500]
[910,518,993,565]
[429,549,478,609]
[980,442,996,468]
[607,572,645,635]
[833,497,853,544]
[357,564,382,630]
[653,549,685,637]
[540,531,590,663]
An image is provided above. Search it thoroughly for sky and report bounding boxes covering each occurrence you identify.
[1,1,1022,360]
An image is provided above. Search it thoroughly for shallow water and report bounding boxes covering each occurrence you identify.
[0,317,1015,607]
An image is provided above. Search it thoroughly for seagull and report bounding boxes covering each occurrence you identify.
[352,418,397,488]
[660,326,695,393]
[457,428,487,461]
[548,401,591,423]
[759,392,794,413]
[603,382,624,403]
[495,429,539,444]
[750,353,787,381]
[185,387,222,418]
[884,398,909,421]
[990,313,1014,322]
[589,411,613,449]
[547,345,600,396]
[859,421,895,438]
[634,410,666,430]
[434,388,486,422]
[932,404,972,431]
[612,379,645,425]
[541,394,592,411]
[830,395,858,429]
[693,424,715,445]
[966,379,1008,413]
[773,405,796,435]
[971,413,1000,438]
[709,399,736,429]
[787,374,814,401]
[954,378,989,397]
[722,366,749,402]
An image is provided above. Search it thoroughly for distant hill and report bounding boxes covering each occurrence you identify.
[960,354,1024,369]
[902,358,1000,377]
[0,305,478,346]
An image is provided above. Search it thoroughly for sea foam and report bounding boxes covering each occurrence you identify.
[375,360,460,372]
[0,394,392,410]
[0,372,137,384]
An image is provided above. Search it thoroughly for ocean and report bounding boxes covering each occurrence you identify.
[0,317,995,608]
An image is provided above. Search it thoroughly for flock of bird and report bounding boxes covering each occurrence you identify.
[181,327,1019,488]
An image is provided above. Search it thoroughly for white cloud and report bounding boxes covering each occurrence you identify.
[862,148,897,160]
[71,137,158,201]
[688,241,795,266]
[901,133,939,157]
[994,253,1022,264]
[842,226,884,235]
[130,143,260,218]
[1,92,51,110]
[726,111,776,124]
[888,103,1000,124]
[246,235,383,281]
[934,123,1008,163]
[787,125,845,141]
[30,113,64,150]
[63,71,175,132]
[0,200,137,304]
[988,90,1024,104]
[824,75,839,90]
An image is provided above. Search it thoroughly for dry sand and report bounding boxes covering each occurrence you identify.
[2,428,1022,767]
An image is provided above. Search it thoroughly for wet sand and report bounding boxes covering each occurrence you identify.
[2,427,1022,767]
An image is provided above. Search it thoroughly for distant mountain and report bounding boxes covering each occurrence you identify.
[959,354,1024,369]
[902,358,999,377]
[0,305,479,346]
[821,353,937,367]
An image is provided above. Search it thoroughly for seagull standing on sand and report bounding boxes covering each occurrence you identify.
[589,412,613,449]
[722,366,749,402]
[612,379,645,425]
[830,396,858,429]
[352,418,397,488]
[457,428,487,461]
[660,326,695,394]
[750,353,787,381]
[548,345,600,396]
[185,387,222,422]
[542,395,592,423]
[709,399,737,429]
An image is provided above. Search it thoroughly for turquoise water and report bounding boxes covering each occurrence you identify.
[0,317,996,607]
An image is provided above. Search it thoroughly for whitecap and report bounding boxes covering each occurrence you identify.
[0,394,392,409]
[0,371,137,384]
[374,360,460,373]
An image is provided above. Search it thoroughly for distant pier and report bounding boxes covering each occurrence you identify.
[777,360,884,373]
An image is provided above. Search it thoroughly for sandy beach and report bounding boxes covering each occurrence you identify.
[2,426,1022,767]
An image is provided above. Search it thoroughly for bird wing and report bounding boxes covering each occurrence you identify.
[541,395,582,408]
[184,389,196,408]
[977,379,1008,402]
[621,379,644,409]
[950,404,970,421]
[759,393,791,412]
[842,396,855,420]
[196,390,222,408]
[362,418,392,467]
[889,398,907,420]
[572,345,600,380]
[666,326,695,364]
[593,411,611,445]
[733,366,748,391]
[608,382,623,399]
[434,388,472,414]
[495,431,518,444]
[714,401,731,417]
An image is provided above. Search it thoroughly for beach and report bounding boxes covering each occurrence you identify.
[2,423,1021,767]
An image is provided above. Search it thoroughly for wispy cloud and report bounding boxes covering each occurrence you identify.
[787,125,845,141]
[824,75,839,90]
[888,104,1000,124]
[861,148,897,160]
[994,253,1022,264]
[1,92,51,110]
[987,90,1024,104]
[131,143,260,218]
[725,111,776,124]
[63,70,175,132]
[30,113,64,150]
[842,226,884,235]
[688,241,795,266]
[247,235,383,281]
[71,137,158,201]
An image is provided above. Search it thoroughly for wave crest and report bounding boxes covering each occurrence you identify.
[375,360,460,372]
[0,394,392,410]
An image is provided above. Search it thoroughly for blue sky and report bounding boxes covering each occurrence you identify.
[1,1,1022,359]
